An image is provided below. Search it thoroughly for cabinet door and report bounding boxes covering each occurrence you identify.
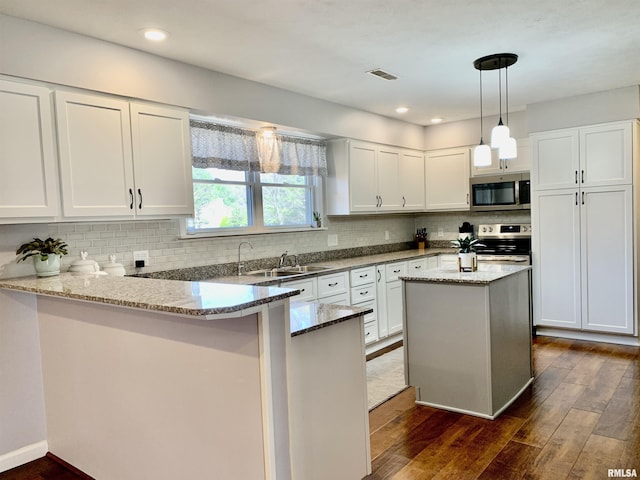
[376,147,401,210]
[130,103,194,216]
[348,142,378,212]
[532,189,581,329]
[56,91,134,217]
[580,186,633,333]
[375,266,388,338]
[531,129,579,190]
[385,280,404,335]
[407,258,427,274]
[580,122,632,187]
[0,80,59,219]
[425,148,470,211]
[399,150,425,210]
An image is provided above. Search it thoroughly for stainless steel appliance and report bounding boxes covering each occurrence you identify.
[470,173,530,212]
[475,223,531,265]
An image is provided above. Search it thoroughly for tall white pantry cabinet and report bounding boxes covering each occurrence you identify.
[531,120,638,340]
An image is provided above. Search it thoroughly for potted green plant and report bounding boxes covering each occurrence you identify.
[16,237,69,277]
[451,236,484,272]
[313,211,322,228]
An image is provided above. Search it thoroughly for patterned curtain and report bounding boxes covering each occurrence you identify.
[191,119,327,176]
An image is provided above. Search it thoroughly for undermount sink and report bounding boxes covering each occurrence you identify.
[243,265,333,278]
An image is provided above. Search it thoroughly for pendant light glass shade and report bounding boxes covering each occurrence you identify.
[473,142,492,166]
[499,136,518,159]
[491,121,510,149]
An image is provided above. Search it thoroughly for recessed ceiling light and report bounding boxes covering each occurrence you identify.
[141,28,169,42]
[431,117,443,124]
[395,106,409,114]
[366,68,398,81]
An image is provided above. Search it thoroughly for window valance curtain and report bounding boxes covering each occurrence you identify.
[191,120,327,176]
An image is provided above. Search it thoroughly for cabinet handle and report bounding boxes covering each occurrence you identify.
[379,196,383,207]
[138,188,143,209]
[402,196,406,207]
[328,282,339,287]
[582,191,585,205]
[581,170,584,183]
[300,288,306,292]
[575,171,578,184]
[360,290,369,295]
[129,188,134,209]
[466,193,470,205]
[575,192,578,205]
[359,274,368,278]
[377,270,381,282]
[504,160,508,170]
[393,269,401,273]
[375,195,380,207]
[414,265,422,269]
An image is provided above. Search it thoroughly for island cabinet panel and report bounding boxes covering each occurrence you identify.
[289,316,370,480]
[37,297,272,480]
[403,268,532,419]
[0,80,59,220]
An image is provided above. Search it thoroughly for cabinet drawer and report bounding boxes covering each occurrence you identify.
[317,271,349,298]
[280,278,317,302]
[356,299,377,324]
[385,261,407,282]
[317,292,350,306]
[364,321,378,345]
[350,266,376,287]
[351,284,375,303]
[407,258,427,273]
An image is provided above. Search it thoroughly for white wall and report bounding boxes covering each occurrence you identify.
[0,14,424,150]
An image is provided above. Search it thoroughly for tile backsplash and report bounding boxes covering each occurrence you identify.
[0,210,530,278]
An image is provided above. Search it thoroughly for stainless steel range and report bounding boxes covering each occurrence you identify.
[475,223,531,265]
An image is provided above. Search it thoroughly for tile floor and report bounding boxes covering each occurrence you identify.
[366,346,407,410]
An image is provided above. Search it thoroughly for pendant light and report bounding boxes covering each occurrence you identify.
[473,53,518,152]
[499,63,518,159]
[472,66,491,166]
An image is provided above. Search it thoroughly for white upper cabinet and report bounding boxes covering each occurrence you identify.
[399,149,426,210]
[56,91,135,217]
[56,91,193,218]
[471,138,531,176]
[531,121,632,191]
[129,102,194,216]
[424,147,470,211]
[327,140,425,214]
[0,80,59,220]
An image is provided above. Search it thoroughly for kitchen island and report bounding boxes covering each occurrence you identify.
[401,264,532,419]
[0,273,371,479]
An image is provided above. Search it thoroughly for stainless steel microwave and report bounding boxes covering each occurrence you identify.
[469,173,530,211]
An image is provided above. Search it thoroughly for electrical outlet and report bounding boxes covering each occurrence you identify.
[133,250,149,267]
[385,230,390,240]
[438,227,444,237]
[327,234,338,247]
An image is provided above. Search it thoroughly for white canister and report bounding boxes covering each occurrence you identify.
[102,254,126,276]
[69,251,101,275]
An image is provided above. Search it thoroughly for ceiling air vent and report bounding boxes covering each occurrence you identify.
[366,68,398,80]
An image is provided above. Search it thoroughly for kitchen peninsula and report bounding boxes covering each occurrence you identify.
[0,273,372,479]
[401,264,532,419]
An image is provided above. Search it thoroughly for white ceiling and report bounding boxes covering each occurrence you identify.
[2,0,640,126]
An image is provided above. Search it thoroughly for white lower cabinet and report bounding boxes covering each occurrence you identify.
[317,271,350,305]
[351,266,378,344]
[377,261,407,337]
[280,277,317,302]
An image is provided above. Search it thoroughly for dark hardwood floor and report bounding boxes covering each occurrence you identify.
[2,336,638,480]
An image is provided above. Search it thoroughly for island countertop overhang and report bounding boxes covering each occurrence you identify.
[400,264,531,285]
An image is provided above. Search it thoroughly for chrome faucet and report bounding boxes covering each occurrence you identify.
[237,241,253,276]
[278,251,289,268]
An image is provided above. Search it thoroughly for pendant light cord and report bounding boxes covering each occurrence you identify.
[479,68,484,142]
[498,66,503,122]
[505,64,509,125]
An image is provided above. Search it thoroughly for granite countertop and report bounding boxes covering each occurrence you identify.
[290,301,373,337]
[401,263,531,285]
[0,273,299,317]
[207,247,454,286]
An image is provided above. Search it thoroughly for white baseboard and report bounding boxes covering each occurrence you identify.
[0,441,48,473]
[536,328,640,346]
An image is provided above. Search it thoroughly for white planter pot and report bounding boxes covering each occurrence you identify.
[34,254,61,277]
[458,252,477,272]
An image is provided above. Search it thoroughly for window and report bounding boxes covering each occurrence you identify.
[185,119,326,236]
